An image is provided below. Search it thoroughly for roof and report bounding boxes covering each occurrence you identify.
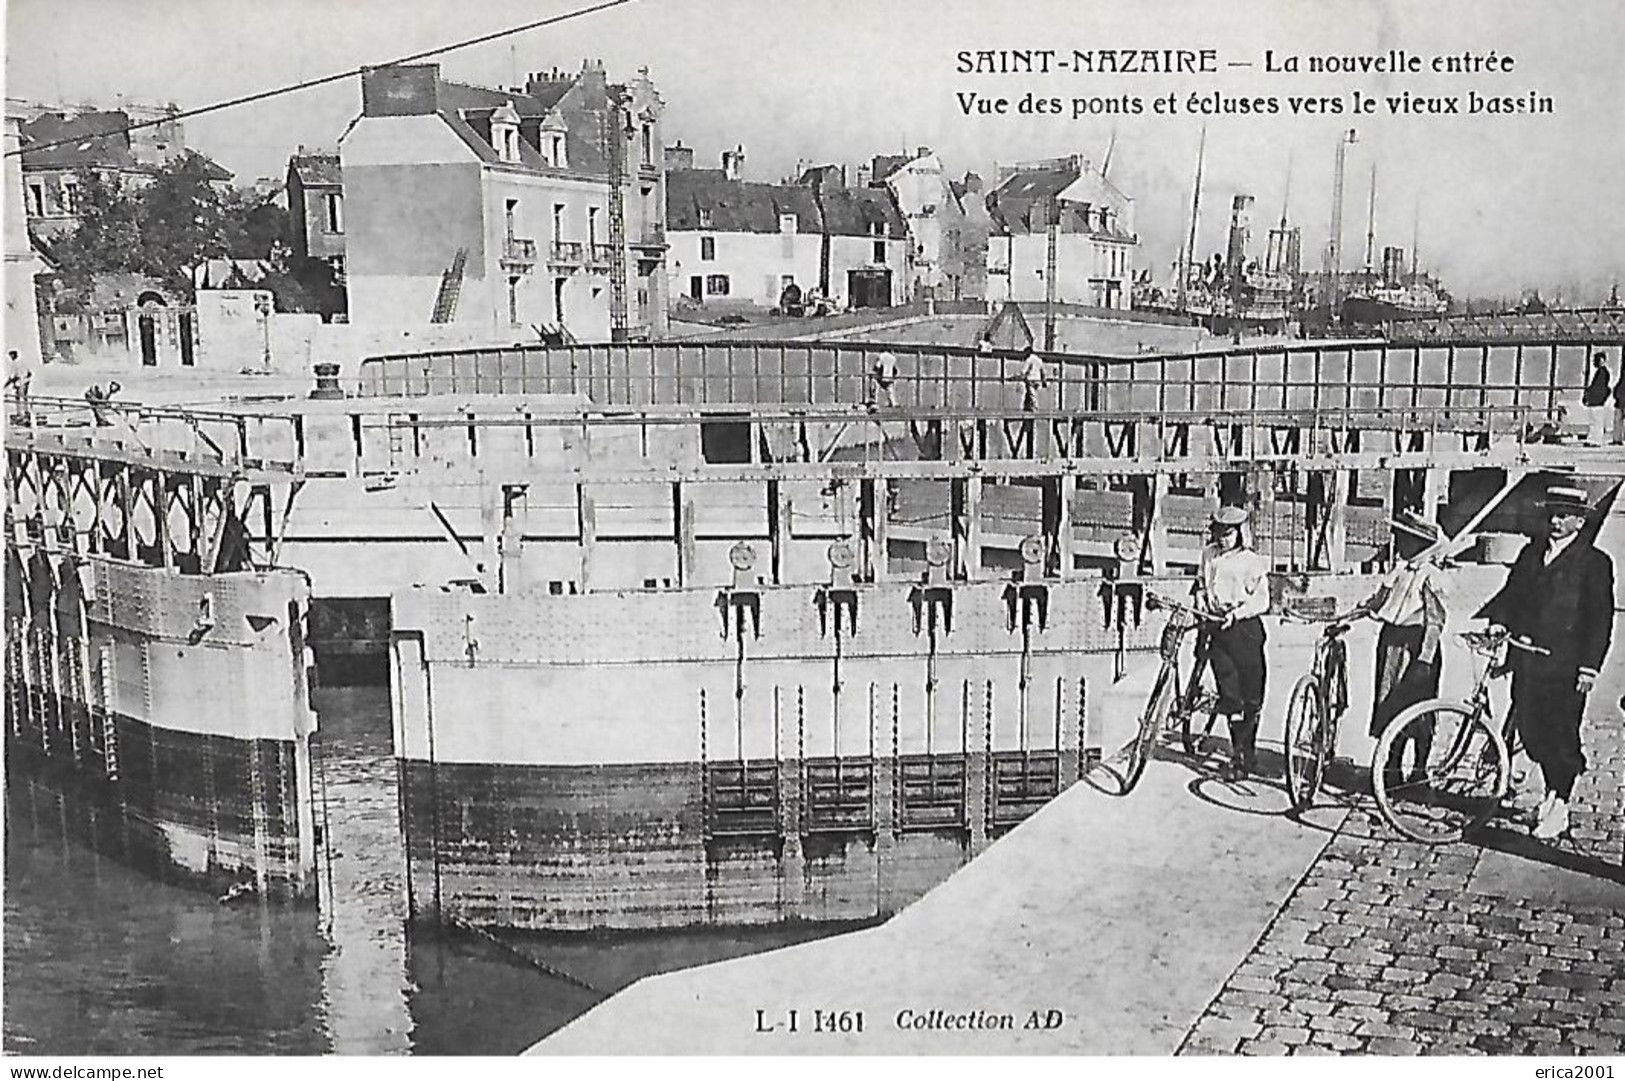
[288,153,340,186]
[988,159,1132,239]
[667,170,821,233]
[870,154,910,184]
[19,110,136,170]
[817,185,906,238]
[439,78,569,119]
[19,110,231,180]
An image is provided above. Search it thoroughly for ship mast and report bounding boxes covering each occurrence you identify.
[1325,128,1358,315]
[1177,125,1206,314]
[1364,162,1377,273]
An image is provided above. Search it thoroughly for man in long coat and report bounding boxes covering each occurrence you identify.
[1479,485,1616,839]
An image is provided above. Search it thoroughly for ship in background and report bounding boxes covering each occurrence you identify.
[1133,128,1305,338]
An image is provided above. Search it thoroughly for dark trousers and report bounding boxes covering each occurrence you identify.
[1371,623,1441,738]
[1510,669,1588,799]
[1210,616,1266,766]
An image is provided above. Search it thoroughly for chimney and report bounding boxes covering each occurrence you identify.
[721,145,745,181]
[855,164,872,189]
[963,171,983,194]
[916,146,930,159]
[664,141,694,171]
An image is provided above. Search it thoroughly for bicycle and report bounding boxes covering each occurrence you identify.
[1114,592,1222,794]
[1371,628,1548,843]
[1281,609,1357,810]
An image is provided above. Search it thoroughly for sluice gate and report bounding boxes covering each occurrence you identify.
[4,403,319,901]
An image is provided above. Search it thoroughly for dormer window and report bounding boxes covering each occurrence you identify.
[491,102,523,164]
[538,112,568,169]
[779,213,797,234]
[698,209,713,229]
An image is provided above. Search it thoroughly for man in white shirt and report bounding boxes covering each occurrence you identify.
[869,351,899,410]
[1196,505,1272,779]
[1361,513,1450,795]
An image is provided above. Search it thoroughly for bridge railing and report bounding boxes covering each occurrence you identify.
[5,395,303,476]
[355,336,1618,420]
[310,402,1530,481]
[1385,307,1625,343]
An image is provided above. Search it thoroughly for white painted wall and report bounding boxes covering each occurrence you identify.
[668,228,823,306]
[986,233,1136,309]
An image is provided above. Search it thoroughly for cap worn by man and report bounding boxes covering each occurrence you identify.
[1210,506,1249,528]
[1543,486,1591,515]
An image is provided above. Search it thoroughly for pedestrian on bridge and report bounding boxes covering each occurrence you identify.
[1582,351,1612,445]
[868,351,899,411]
[1479,485,1616,840]
[1196,505,1272,780]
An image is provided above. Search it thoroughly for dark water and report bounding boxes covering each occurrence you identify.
[3,686,853,1055]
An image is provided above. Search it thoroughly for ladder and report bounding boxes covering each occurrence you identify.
[604,105,629,341]
[430,248,468,323]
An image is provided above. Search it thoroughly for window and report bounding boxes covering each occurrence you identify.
[697,209,712,229]
[700,236,715,261]
[705,274,730,296]
[588,207,600,247]
[328,255,346,284]
[779,213,797,234]
[324,192,344,233]
[59,177,79,215]
[505,198,518,240]
[554,277,567,323]
[545,133,566,167]
[640,123,654,166]
[552,203,565,239]
[25,182,45,217]
[507,276,521,325]
[873,240,886,263]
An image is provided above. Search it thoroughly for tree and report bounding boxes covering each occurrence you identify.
[135,152,247,292]
[49,169,143,308]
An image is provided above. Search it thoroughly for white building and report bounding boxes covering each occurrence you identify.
[341,61,668,342]
[4,116,45,365]
[667,148,908,311]
[985,156,1137,310]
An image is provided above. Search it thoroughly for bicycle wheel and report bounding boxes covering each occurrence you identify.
[1283,675,1327,809]
[1372,700,1508,844]
[1121,665,1174,794]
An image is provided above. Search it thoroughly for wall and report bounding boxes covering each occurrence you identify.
[668,229,824,307]
[988,233,1135,309]
[828,234,910,307]
[340,115,486,329]
[195,289,273,369]
[4,545,319,900]
[4,117,44,364]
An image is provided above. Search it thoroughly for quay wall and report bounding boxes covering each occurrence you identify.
[387,568,1508,932]
[4,546,320,901]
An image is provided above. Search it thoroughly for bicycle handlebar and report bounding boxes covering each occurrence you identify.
[1459,629,1551,657]
[1145,592,1223,624]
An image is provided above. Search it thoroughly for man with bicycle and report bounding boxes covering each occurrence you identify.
[1196,505,1271,780]
[1479,485,1616,840]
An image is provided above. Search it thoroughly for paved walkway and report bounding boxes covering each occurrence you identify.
[535,756,1347,1055]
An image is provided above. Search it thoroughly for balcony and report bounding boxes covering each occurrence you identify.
[548,241,584,267]
[587,243,616,268]
[501,236,537,269]
[631,224,667,251]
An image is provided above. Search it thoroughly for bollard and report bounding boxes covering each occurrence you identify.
[309,362,345,400]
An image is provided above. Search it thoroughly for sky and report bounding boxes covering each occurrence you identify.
[6,0,1623,300]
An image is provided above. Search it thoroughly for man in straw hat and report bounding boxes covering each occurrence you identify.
[1359,511,1451,789]
[1479,484,1615,840]
[1195,504,1272,780]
